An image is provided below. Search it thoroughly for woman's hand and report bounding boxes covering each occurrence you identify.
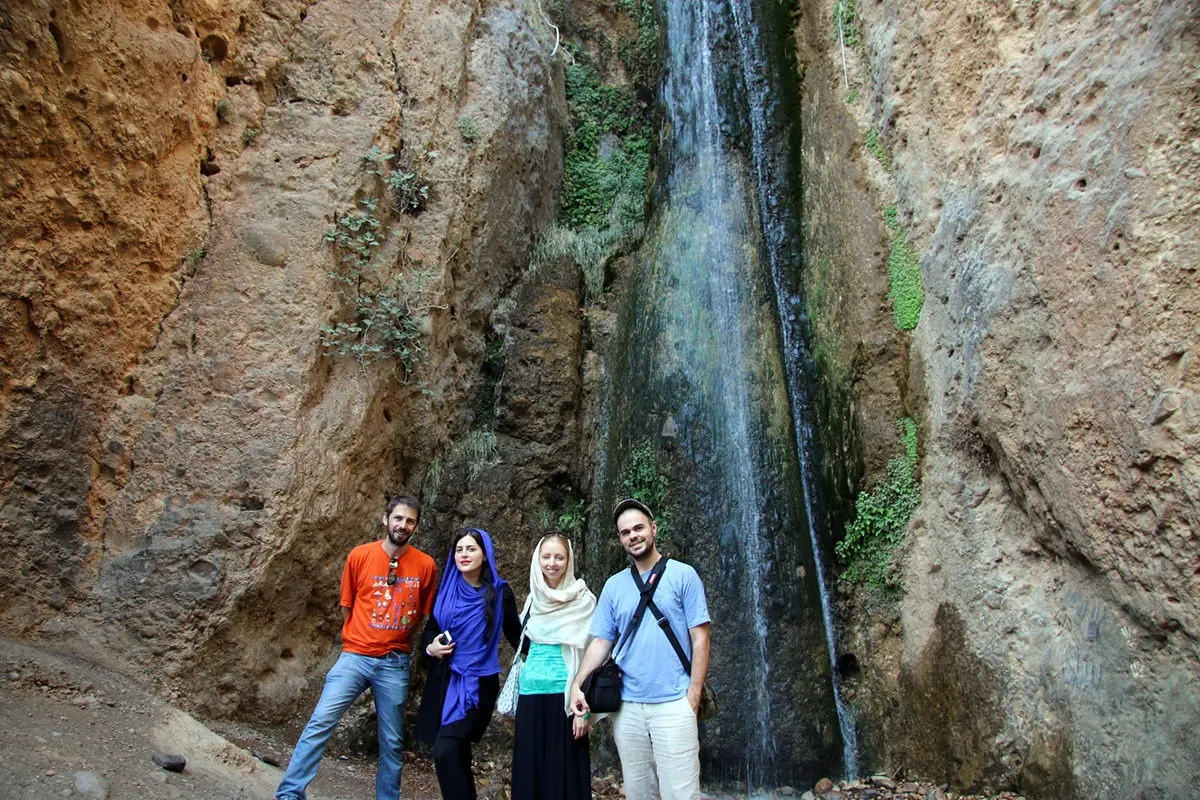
[425,638,455,660]
[571,713,591,740]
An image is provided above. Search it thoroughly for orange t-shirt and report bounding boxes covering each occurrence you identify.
[340,541,437,657]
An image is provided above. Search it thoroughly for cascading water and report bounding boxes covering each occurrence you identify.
[593,0,851,790]
[726,0,862,779]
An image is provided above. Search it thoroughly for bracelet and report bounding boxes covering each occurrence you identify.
[582,712,591,719]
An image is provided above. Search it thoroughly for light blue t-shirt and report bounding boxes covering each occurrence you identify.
[589,559,710,703]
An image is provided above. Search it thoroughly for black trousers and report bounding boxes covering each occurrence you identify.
[432,673,500,800]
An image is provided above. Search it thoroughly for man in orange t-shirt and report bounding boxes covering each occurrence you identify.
[277,496,438,800]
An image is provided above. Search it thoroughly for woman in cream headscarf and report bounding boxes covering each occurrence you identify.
[510,532,597,800]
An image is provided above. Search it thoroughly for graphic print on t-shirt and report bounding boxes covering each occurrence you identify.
[370,574,422,632]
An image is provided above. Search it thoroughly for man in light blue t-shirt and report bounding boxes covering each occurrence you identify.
[570,498,711,800]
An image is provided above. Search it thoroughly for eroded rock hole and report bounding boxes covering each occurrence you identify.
[837,653,860,679]
[48,21,67,62]
[201,34,228,64]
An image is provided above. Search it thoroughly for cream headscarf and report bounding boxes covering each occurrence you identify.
[519,535,596,713]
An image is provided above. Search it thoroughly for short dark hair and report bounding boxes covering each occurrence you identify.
[386,496,422,521]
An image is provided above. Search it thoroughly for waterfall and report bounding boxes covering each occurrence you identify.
[726,0,862,779]
[595,0,847,789]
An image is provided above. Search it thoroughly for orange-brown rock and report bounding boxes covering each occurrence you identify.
[0,0,566,722]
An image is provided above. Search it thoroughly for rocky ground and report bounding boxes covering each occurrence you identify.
[1,636,1025,800]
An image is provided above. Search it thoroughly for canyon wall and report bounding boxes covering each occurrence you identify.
[0,0,574,721]
[797,0,1199,795]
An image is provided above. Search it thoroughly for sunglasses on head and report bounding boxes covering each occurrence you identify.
[387,558,398,586]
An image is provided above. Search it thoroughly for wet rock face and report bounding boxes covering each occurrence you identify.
[798,0,1199,795]
[0,0,565,721]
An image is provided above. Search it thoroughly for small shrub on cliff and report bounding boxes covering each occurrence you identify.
[836,417,919,594]
[882,205,924,330]
[865,129,892,172]
[459,114,480,147]
[318,266,440,376]
[620,440,673,542]
[834,0,862,53]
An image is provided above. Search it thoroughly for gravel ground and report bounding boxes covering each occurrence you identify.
[0,637,1023,800]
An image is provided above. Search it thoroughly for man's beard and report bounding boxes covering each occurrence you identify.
[388,529,413,548]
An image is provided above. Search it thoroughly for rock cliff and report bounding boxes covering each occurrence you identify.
[3,0,1198,795]
[796,0,1199,795]
[0,0,567,720]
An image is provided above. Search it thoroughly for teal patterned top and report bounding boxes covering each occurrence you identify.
[518,641,568,695]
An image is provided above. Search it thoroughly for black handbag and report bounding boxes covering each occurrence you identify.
[581,557,670,713]
[581,657,624,712]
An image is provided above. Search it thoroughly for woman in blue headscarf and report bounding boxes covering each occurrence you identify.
[415,528,520,799]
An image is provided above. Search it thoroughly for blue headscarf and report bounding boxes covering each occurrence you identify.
[433,528,509,725]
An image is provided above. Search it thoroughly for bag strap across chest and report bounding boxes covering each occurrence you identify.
[611,556,670,659]
[631,561,693,675]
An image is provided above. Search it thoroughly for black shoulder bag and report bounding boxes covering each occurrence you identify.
[581,557,670,713]
[632,562,719,722]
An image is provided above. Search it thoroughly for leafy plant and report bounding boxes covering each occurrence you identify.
[557,499,587,537]
[865,129,892,172]
[882,205,924,330]
[834,0,861,52]
[614,0,660,87]
[845,89,859,104]
[241,127,261,146]
[459,114,480,147]
[561,63,649,231]
[215,97,235,124]
[835,418,919,594]
[318,266,440,376]
[361,145,434,214]
[320,144,444,376]
[619,440,673,541]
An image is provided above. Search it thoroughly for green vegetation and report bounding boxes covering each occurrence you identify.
[865,129,892,172]
[835,417,919,594]
[619,440,673,541]
[185,247,206,268]
[472,332,506,428]
[834,0,862,52]
[557,499,587,537]
[532,223,626,299]
[241,127,261,146]
[459,114,480,147]
[614,0,660,87]
[320,146,442,376]
[421,430,501,507]
[845,89,859,104]
[362,145,434,214]
[215,97,235,124]
[882,205,924,330]
[562,63,650,232]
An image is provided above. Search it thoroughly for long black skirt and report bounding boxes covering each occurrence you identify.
[511,693,591,800]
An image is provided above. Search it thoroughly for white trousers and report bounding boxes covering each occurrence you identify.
[611,697,700,800]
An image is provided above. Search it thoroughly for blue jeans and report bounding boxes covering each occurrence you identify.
[276,651,411,800]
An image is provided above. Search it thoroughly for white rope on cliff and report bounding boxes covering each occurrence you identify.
[532,0,573,64]
[836,0,849,90]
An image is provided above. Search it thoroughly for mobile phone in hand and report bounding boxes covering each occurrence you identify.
[438,630,453,645]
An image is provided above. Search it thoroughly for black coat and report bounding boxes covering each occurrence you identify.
[414,583,521,744]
